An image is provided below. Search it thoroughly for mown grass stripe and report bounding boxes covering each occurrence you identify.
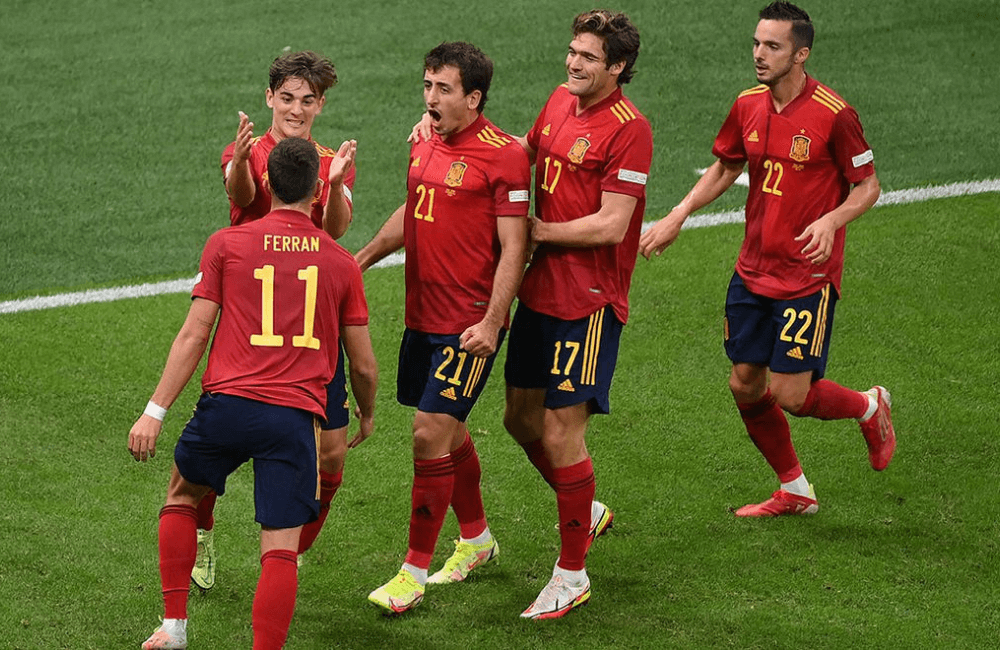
[3,179,997,315]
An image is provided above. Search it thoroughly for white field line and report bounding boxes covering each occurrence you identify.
[3,178,998,315]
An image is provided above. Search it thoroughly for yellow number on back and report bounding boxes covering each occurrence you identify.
[250,264,321,349]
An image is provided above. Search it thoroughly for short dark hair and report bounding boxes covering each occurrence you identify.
[269,50,338,97]
[759,2,814,51]
[267,137,319,205]
[572,9,641,85]
[424,42,493,113]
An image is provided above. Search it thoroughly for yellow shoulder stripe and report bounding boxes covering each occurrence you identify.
[477,126,511,148]
[738,84,769,98]
[610,100,637,124]
[814,86,846,110]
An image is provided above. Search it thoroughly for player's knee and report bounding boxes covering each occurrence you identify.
[318,446,345,474]
[411,421,451,458]
[728,373,758,403]
[772,385,807,415]
[503,405,525,437]
[318,428,347,474]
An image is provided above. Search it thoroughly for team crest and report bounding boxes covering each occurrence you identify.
[567,137,591,164]
[789,135,811,162]
[444,161,467,188]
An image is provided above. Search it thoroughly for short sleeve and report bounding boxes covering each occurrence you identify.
[830,106,875,184]
[492,145,532,217]
[600,117,653,198]
[339,259,369,327]
[192,231,225,305]
[221,141,236,184]
[711,100,747,164]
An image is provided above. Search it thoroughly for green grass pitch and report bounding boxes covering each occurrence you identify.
[1,0,998,648]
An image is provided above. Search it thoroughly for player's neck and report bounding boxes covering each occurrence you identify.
[768,69,807,113]
[439,112,479,142]
[271,200,312,216]
[576,84,618,114]
[267,126,312,143]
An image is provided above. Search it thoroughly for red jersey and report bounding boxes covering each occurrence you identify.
[193,209,369,417]
[403,113,531,334]
[221,130,357,229]
[519,85,653,324]
[712,76,875,300]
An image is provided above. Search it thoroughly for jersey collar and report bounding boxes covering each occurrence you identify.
[435,112,489,148]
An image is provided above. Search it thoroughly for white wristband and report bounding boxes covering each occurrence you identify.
[144,400,168,421]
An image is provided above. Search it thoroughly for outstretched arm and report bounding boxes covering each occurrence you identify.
[638,159,745,259]
[355,204,405,271]
[128,298,219,462]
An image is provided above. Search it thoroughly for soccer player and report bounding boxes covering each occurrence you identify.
[129,137,377,650]
[502,10,652,619]
[355,41,531,615]
[192,50,359,590]
[639,1,895,517]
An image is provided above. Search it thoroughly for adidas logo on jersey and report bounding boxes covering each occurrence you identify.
[557,379,575,392]
[786,347,804,360]
[747,130,759,143]
[411,157,421,167]
[542,124,551,136]
[439,387,457,401]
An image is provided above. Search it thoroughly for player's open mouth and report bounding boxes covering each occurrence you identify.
[427,109,441,122]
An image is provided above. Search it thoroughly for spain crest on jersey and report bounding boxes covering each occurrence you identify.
[444,161,467,188]
[567,137,591,164]
[790,135,811,162]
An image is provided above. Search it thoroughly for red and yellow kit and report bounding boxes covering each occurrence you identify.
[519,84,653,324]
[221,130,356,228]
[713,76,875,300]
[194,209,369,417]
[403,113,531,335]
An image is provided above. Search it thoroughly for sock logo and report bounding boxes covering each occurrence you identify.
[413,505,432,519]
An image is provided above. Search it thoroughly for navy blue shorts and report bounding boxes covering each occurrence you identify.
[324,343,349,429]
[504,303,623,414]
[396,329,505,422]
[174,393,320,529]
[724,272,838,379]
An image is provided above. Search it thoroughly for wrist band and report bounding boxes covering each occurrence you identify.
[144,401,168,421]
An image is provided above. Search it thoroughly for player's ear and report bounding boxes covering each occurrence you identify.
[265,87,275,109]
[467,89,482,112]
[794,47,810,65]
[608,60,626,77]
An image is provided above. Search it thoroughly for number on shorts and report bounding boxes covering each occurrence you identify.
[779,308,813,345]
[434,346,469,386]
[550,340,581,375]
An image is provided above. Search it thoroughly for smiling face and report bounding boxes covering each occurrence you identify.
[565,32,624,108]
[752,19,808,87]
[265,77,325,141]
[423,65,480,140]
